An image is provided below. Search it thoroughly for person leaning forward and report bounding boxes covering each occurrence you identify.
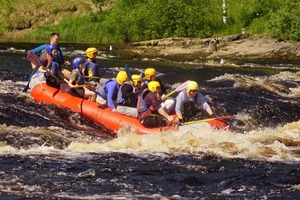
[116,74,143,118]
[175,80,214,123]
[96,71,128,112]
[137,81,178,128]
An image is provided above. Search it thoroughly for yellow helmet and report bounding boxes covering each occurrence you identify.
[144,68,156,81]
[86,47,98,58]
[148,81,160,93]
[131,74,142,86]
[116,71,128,85]
[186,81,199,92]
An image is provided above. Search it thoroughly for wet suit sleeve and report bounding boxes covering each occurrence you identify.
[197,92,211,111]
[31,44,46,54]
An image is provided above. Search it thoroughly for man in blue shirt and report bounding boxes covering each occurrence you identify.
[31,32,70,69]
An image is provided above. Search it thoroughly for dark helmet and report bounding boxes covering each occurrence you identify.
[46,44,58,55]
[72,56,85,68]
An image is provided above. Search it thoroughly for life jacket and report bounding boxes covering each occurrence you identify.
[84,60,100,81]
[137,89,151,114]
[40,45,64,65]
[117,82,138,107]
[182,94,202,120]
[98,79,119,100]
[44,59,59,79]
[70,69,85,85]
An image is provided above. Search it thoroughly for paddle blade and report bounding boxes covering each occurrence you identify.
[165,80,190,97]
[173,80,189,92]
[125,64,133,82]
[27,51,42,66]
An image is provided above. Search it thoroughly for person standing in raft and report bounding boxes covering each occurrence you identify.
[96,71,128,112]
[31,32,70,69]
[116,74,143,118]
[137,81,178,128]
[141,67,175,114]
[38,45,66,89]
[175,80,214,123]
[67,56,96,102]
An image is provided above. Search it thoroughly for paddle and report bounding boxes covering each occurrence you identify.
[22,68,36,92]
[183,115,233,125]
[165,80,190,98]
[27,50,58,80]
[125,64,133,83]
[85,75,101,79]
[23,51,44,92]
[61,80,97,93]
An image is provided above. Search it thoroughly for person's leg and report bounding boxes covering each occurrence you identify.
[96,95,107,106]
[117,105,138,118]
[141,115,167,128]
[84,89,96,102]
[161,99,175,114]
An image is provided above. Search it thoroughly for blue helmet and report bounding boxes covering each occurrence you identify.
[46,44,58,55]
[72,56,85,68]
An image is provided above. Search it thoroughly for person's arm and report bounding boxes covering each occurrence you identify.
[31,44,46,54]
[198,93,214,116]
[38,66,49,73]
[204,102,213,116]
[146,93,173,122]
[175,92,184,120]
[106,82,117,111]
[68,72,77,87]
[158,107,173,122]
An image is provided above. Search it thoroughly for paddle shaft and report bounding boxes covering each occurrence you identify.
[165,80,189,97]
[125,64,133,83]
[183,115,233,125]
[23,69,37,92]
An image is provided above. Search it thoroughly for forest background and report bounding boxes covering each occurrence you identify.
[1,0,300,44]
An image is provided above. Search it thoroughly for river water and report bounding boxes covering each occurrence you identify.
[0,42,299,199]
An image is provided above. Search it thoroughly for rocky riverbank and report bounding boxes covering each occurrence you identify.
[113,34,300,65]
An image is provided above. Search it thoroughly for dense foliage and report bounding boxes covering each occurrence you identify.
[2,0,300,43]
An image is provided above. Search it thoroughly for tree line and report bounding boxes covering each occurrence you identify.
[23,0,300,43]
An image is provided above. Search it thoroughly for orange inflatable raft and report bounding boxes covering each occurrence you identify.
[29,75,230,135]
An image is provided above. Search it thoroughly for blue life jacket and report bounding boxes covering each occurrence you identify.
[70,69,85,85]
[98,80,119,100]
